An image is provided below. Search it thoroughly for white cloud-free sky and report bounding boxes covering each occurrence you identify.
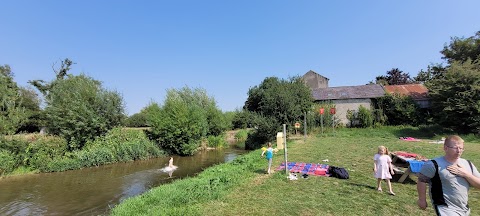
[2,1,479,115]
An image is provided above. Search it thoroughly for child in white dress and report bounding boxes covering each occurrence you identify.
[374,146,395,195]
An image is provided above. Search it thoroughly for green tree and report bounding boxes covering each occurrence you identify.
[16,87,44,133]
[29,58,74,95]
[44,74,125,150]
[0,65,28,135]
[245,76,313,125]
[414,64,446,84]
[428,60,480,133]
[375,68,412,85]
[244,76,313,149]
[147,87,225,155]
[376,93,422,126]
[441,31,480,64]
[124,112,149,127]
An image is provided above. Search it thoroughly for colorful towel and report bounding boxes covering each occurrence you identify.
[276,162,330,176]
[399,137,421,142]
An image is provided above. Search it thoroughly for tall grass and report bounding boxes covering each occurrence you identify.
[0,128,165,175]
[207,135,228,148]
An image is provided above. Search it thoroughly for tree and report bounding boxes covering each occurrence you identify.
[16,87,44,133]
[376,93,422,126]
[0,65,28,135]
[29,58,74,95]
[375,68,412,85]
[44,74,125,150]
[244,76,313,125]
[441,31,480,64]
[147,87,226,155]
[243,76,313,149]
[124,112,149,127]
[414,64,446,84]
[428,60,480,133]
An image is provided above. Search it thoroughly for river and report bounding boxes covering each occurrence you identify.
[0,146,246,216]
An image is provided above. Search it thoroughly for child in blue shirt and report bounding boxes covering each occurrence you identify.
[261,142,274,174]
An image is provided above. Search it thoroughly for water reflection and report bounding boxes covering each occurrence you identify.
[0,147,246,216]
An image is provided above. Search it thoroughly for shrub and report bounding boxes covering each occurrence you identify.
[124,112,149,127]
[234,129,249,141]
[245,114,280,150]
[147,87,223,156]
[0,149,16,174]
[25,135,68,170]
[347,105,374,128]
[44,74,125,150]
[376,93,423,126]
[207,135,228,148]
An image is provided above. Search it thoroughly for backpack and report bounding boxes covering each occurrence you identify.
[328,166,349,179]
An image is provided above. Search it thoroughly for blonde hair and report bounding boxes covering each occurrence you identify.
[444,135,464,146]
[267,142,272,147]
[378,146,389,155]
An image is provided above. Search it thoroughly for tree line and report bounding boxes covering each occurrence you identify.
[1,30,479,175]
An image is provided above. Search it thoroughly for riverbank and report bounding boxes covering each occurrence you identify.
[110,126,480,215]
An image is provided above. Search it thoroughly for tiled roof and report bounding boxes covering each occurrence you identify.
[383,84,428,100]
[312,84,385,100]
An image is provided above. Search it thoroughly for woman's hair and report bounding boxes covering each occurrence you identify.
[378,146,389,155]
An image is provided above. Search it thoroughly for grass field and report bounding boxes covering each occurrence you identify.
[111,126,480,216]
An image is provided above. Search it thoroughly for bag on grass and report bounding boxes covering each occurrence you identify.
[328,166,349,179]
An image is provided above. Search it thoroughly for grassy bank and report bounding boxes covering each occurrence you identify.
[111,126,480,215]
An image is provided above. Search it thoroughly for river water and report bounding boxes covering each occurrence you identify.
[0,146,246,216]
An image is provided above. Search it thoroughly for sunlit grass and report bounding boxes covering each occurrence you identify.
[111,126,480,216]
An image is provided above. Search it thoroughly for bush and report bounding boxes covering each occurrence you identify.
[44,74,125,150]
[347,105,374,128]
[147,87,224,156]
[41,128,164,172]
[232,110,255,129]
[376,93,423,126]
[124,112,149,127]
[0,149,17,174]
[245,114,280,150]
[234,129,249,141]
[25,135,68,170]
[207,135,228,148]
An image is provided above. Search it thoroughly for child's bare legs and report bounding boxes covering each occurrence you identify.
[267,158,272,174]
[386,179,395,195]
[376,178,382,191]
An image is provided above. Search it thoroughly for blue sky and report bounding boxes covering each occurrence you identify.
[1,1,480,115]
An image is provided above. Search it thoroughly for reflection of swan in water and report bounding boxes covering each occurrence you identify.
[160,157,178,177]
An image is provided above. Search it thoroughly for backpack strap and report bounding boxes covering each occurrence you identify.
[431,160,447,206]
[468,160,473,174]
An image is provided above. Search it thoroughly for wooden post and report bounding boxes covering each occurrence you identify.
[304,112,307,143]
[321,114,324,134]
[283,124,288,176]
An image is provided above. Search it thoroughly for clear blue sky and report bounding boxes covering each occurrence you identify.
[2,1,479,115]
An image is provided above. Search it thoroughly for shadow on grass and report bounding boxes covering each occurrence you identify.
[389,125,448,139]
[254,169,267,174]
[391,174,417,185]
[346,182,377,190]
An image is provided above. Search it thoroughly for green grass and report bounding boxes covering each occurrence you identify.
[111,126,480,216]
